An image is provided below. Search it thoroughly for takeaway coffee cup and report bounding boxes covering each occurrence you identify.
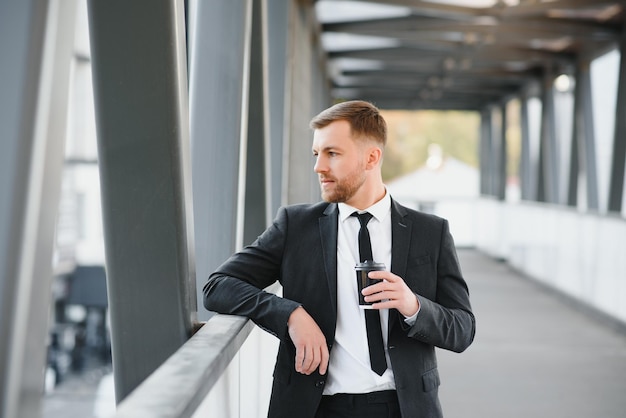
[355,261,386,308]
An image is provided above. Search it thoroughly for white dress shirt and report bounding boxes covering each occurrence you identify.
[323,191,396,395]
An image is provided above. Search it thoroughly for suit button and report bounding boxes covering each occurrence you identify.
[315,380,325,388]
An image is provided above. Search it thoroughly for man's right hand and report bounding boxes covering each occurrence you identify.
[287,306,329,376]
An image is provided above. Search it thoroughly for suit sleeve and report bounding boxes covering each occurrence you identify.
[203,207,301,341]
[406,219,476,353]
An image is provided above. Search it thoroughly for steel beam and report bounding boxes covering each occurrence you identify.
[608,28,626,213]
[520,92,533,201]
[479,108,494,196]
[87,0,195,402]
[283,0,328,204]
[570,59,599,210]
[498,103,508,200]
[267,0,289,214]
[567,83,580,207]
[188,0,252,321]
[243,0,270,245]
[537,70,560,204]
[0,1,76,417]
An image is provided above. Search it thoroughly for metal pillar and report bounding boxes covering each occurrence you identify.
[497,103,508,200]
[537,69,560,204]
[267,0,289,215]
[567,94,580,208]
[519,92,533,201]
[309,16,333,202]
[0,1,76,417]
[569,59,599,210]
[608,28,626,213]
[479,108,494,196]
[188,0,252,321]
[87,0,195,402]
[244,0,271,245]
[283,0,328,205]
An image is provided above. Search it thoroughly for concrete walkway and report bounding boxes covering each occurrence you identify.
[439,250,626,418]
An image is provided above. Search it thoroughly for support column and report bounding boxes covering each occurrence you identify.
[244,0,270,245]
[479,108,494,197]
[87,0,195,402]
[283,0,328,205]
[267,0,289,216]
[0,1,76,417]
[188,0,252,321]
[519,93,533,201]
[537,69,560,204]
[608,28,626,213]
[498,103,508,200]
[570,59,599,210]
[567,98,580,208]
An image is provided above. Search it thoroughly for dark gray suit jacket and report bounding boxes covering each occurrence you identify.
[204,199,475,418]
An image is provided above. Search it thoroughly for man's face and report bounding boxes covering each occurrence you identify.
[312,120,368,205]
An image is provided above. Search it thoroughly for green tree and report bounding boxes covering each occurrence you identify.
[381,110,480,182]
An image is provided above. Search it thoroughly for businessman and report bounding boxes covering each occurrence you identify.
[203,100,475,418]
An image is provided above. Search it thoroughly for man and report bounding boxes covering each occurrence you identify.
[204,100,475,418]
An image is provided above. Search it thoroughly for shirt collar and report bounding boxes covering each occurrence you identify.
[338,190,391,223]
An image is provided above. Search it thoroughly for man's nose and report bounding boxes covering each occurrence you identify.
[314,156,327,173]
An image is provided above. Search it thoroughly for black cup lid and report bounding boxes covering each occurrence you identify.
[355,260,385,270]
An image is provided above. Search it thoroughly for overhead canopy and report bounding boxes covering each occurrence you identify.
[316,0,624,110]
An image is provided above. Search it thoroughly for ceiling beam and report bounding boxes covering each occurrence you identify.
[317,0,621,110]
[499,0,624,19]
[323,15,619,42]
[352,0,483,19]
[328,45,575,66]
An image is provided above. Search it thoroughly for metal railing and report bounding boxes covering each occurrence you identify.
[113,314,254,418]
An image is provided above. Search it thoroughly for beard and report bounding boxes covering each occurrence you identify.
[319,164,367,203]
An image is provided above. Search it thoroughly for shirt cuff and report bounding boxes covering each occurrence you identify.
[402,296,421,326]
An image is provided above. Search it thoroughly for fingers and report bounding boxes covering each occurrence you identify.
[299,344,315,374]
[363,287,397,304]
[368,270,397,282]
[294,343,306,373]
[319,344,329,375]
[288,307,329,375]
[361,272,419,317]
[294,342,329,375]
[361,271,394,296]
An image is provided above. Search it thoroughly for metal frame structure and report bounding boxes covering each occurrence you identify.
[87,0,195,402]
[0,1,77,417]
[318,0,626,211]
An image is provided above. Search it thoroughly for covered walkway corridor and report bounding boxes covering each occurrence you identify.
[1,0,626,417]
[40,249,626,417]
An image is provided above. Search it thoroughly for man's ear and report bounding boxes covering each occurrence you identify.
[365,146,383,169]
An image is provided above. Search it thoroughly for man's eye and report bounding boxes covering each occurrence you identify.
[328,152,337,157]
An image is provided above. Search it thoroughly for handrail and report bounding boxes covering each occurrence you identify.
[113,314,254,418]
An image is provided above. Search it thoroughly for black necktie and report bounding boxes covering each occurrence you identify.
[352,212,387,376]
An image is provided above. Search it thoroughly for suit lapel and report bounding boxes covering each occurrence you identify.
[319,203,339,318]
[390,199,411,334]
[390,199,410,280]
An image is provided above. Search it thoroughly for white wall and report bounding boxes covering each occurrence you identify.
[476,198,626,324]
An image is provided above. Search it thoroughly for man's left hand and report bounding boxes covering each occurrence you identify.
[362,271,419,317]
